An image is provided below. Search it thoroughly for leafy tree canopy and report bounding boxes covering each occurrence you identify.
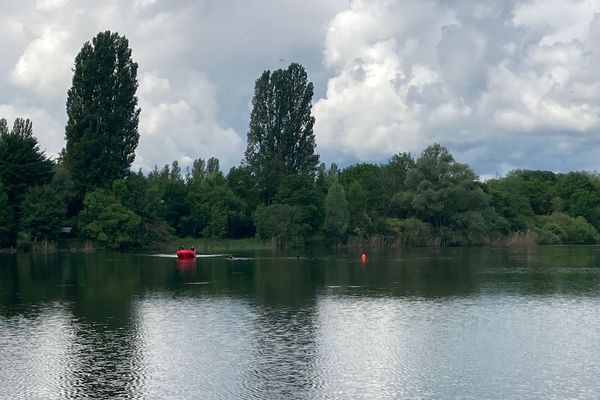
[0,118,53,245]
[78,189,141,250]
[254,204,307,247]
[64,30,140,197]
[0,118,53,204]
[0,182,11,246]
[274,174,323,235]
[20,185,66,242]
[323,179,349,244]
[396,143,486,229]
[245,63,319,204]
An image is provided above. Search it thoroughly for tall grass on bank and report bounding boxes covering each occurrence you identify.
[488,231,538,247]
[31,240,58,253]
[2,231,541,253]
[347,230,539,249]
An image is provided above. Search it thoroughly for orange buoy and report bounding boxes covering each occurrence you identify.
[361,253,367,263]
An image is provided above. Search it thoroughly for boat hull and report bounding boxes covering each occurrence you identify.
[176,250,196,259]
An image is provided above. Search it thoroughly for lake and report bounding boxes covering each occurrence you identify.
[1,246,600,399]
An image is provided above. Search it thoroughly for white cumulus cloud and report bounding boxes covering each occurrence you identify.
[135,71,244,171]
[0,0,347,172]
[11,27,73,96]
[314,0,600,174]
[3,0,600,175]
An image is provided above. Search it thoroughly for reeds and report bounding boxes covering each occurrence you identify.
[31,240,58,253]
[488,230,538,246]
[346,230,539,249]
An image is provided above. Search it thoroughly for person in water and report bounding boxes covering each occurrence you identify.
[179,245,184,250]
[191,246,196,252]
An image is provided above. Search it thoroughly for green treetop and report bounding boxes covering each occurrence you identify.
[324,179,349,245]
[245,63,319,204]
[64,30,140,198]
[0,118,53,245]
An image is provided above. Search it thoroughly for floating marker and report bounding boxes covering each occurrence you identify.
[361,253,367,263]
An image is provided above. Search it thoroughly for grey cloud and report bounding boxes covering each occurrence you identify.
[3,0,600,177]
[314,0,600,177]
[0,0,347,171]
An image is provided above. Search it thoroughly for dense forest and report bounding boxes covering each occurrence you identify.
[2,31,600,251]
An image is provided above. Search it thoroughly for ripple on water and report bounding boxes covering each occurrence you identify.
[3,248,600,399]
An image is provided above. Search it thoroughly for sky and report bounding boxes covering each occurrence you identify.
[2,0,600,178]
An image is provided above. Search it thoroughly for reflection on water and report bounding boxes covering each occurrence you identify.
[1,247,600,398]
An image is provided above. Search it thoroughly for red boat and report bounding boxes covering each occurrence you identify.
[176,249,196,259]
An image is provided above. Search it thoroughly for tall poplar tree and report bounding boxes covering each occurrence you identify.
[64,31,140,198]
[245,63,319,204]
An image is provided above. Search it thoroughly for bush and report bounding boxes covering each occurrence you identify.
[385,217,433,246]
[538,225,562,245]
[78,189,141,250]
[448,211,489,245]
[537,213,599,244]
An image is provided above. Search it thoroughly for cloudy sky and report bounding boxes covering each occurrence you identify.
[2,0,600,177]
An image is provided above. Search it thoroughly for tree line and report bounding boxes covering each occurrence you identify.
[2,31,600,250]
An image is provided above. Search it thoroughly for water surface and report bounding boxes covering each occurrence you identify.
[1,246,600,399]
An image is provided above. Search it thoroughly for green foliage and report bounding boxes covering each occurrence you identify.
[0,182,11,246]
[396,144,486,230]
[0,118,54,245]
[485,171,600,236]
[273,174,323,236]
[323,180,349,243]
[555,172,600,228]
[344,180,372,237]
[506,170,556,215]
[51,163,78,218]
[537,213,598,245]
[64,31,140,197]
[382,153,415,214]
[339,163,386,214]
[447,211,490,245]
[227,165,259,211]
[184,167,252,239]
[338,163,388,237]
[0,119,54,201]
[254,204,307,247]
[78,189,141,250]
[386,217,433,246]
[113,172,163,221]
[485,177,535,231]
[112,172,173,245]
[155,163,189,235]
[245,63,319,203]
[19,185,66,242]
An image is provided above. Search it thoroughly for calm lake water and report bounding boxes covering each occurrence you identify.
[1,246,600,399]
